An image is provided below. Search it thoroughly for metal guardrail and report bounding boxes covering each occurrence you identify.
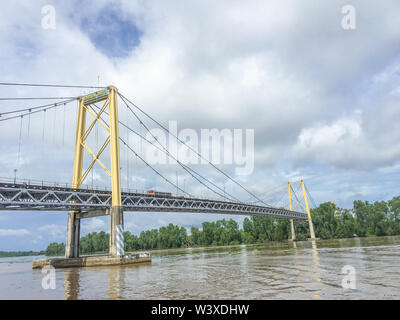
[0,177,228,203]
[0,176,143,194]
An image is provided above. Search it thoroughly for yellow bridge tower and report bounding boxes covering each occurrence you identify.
[66,86,124,258]
[288,180,316,240]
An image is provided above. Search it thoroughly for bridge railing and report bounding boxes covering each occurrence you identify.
[0,176,145,194]
[0,176,248,205]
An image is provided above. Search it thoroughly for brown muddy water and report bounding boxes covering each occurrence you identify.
[0,236,399,299]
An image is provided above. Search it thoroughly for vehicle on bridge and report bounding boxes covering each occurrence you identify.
[145,190,172,197]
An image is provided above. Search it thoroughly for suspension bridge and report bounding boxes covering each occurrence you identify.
[0,83,315,264]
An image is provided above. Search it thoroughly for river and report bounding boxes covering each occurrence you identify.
[0,236,399,299]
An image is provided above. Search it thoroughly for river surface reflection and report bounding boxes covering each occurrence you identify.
[0,236,399,299]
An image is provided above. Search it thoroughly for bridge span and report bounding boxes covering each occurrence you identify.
[0,180,307,221]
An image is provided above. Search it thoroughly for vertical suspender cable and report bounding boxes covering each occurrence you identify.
[95,108,98,188]
[42,109,46,142]
[119,92,271,205]
[136,119,139,166]
[53,104,57,144]
[139,120,143,157]
[62,103,66,147]
[27,110,31,137]
[127,124,129,190]
[17,115,23,167]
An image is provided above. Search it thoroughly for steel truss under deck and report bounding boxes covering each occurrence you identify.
[0,182,307,220]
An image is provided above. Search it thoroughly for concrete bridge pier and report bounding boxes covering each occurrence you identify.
[308,219,316,239]
[290,219,296,241]
[66,211,80,258]
[109,206,124,256]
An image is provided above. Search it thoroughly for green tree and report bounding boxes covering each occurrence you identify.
[45,242,65,256]
[388,196,400,235]
[190,226,201,246]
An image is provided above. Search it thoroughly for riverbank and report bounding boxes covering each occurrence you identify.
[0,251,44,258]
[43,234,400,258]
[134,234,400,255]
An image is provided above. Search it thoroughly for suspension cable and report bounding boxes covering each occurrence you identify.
[118,92,272,206]
[117,95,239,201]
[0,98,77,117]
[0,97,76,101]
[0,82,106,89]
[84,104,192,197]
[272,190,287,208]
[27,112,31,137]
[53,107,57,144]
[90,103,236,201]
[291,185,305,211]
[0,99,76,122]
[117,98,238,201]
[245,184,287,204]
[126,124,130,189]
[120,137,193,197]
[42,110,46,142]
[305,185,318,208]
[17,115,23,166]
[62,103,66,147]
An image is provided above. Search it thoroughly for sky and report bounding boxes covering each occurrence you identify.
[0,0,399,251]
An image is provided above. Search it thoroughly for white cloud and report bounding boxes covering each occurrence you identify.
[81,217,108,234]
[292,107,400,169]
[297,117,362,149]
[38,224,66,239]
[0,229,31,236]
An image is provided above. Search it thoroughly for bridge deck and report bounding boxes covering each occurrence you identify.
[0,182,307,220]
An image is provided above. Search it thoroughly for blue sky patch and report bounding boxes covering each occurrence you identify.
[80,6,142,58]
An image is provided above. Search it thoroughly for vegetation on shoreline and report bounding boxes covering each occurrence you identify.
[0,250,44,258]
[44,196,400,256]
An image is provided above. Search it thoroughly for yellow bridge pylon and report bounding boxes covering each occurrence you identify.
[288,180,316,240]
[66,86,124,258]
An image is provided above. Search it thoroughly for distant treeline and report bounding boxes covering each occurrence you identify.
[0,250,44,258]
[45,196,400,256]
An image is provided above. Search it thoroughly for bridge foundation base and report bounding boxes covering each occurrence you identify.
[289,219,296,242]
[32,253,151,269]
[110,206,124,256]
[65,212,80,258]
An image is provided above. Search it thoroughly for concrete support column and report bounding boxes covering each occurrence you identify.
[109,206,124,256]
[73,217,80,258]
[290,219,296,241]
[300,180,317,240]
[66,212,80,258]
[308,219,316,239]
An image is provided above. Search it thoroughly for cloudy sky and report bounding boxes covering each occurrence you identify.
[0,0,399,251]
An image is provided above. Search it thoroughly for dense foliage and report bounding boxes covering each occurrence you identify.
[297,196,400,240]
[45,242,65,256]
[80,231,109,254]
[44,196,400,256]
[125,224,188,250]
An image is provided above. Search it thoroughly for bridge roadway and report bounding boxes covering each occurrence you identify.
[0,181,307,220]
